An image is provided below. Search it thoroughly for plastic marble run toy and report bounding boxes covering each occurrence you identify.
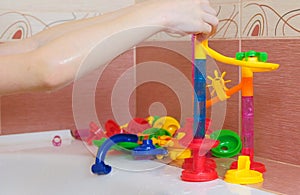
[90,37,279,185]
[91,116,180,175]
[200,39,279,183]
[180,36,219,182]
[90,115,215,175]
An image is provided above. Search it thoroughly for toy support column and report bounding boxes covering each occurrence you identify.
[230,51,267,173]
[181,36,219,182]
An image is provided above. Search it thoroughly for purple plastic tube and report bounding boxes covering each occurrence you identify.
[241,96,254,157]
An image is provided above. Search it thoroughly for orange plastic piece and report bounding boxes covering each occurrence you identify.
[241,77,254,96]
[151,135,172,147]
[207,82,243,108]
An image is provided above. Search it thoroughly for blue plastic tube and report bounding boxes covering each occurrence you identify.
[91,134,138,175]
[194,59,206,138]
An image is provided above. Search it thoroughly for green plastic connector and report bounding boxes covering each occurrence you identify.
[235,50,268,62]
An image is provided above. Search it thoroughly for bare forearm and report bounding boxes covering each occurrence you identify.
[27,4,165,90]
[0,53,46,94]
[0,4,134,55]
[0,0,219,95]
[31,6,135,47]
[0,3,163,94]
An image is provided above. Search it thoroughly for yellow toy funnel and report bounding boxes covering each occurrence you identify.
[224,156,263,184]
[201,40,279,72]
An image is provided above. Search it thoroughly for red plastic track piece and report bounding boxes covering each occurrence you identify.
[86,122,105,145]
[105,120,121,137]
[181,138,219,182]
[230,148,266,173]
[125,118,151,134]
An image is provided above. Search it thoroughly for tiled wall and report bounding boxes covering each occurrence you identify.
[135,0,300,166]
[139,0,300,41]
[241,39,300,166]
[240,0,300,38]
[0,0,134,41]
[1,0,300,166]
[221,0,300,166]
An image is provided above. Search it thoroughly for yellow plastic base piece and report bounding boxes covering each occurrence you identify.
[224,156,263,184]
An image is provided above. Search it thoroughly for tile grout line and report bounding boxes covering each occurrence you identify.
[238,0,242,136]
[0,95,1,135]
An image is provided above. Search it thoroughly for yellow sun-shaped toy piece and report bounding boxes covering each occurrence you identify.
[207,70,231,101]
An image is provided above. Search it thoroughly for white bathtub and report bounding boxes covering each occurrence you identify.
[0,130,275,195]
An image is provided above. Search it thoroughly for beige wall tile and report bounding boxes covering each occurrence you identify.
[0,11,100,40]
[0,0,135,41]
[211,2,241,39]
[141,0,300,40]
[241,0,300,38]
[141,1,241,41]
[0,0,134,12]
